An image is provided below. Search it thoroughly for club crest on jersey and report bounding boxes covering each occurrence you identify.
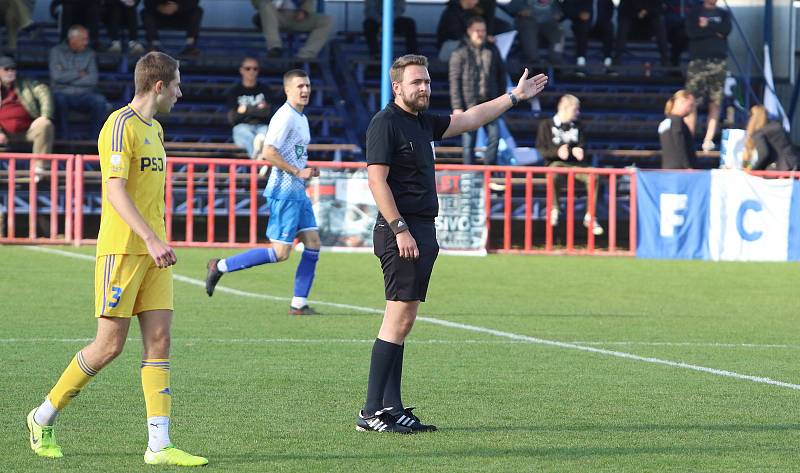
[110,154,124,172]
[295,145,305,158]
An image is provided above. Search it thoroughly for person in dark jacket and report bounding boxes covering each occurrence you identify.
[613,0,669,68]
[658,89,696,169]
[449,16,507,165]
[363,0,417,58]
[561,0,615,75]
[54,0,103,50]
[104,0,146,54]
[505,0,564,65]
[536,94,602,235]
[142,0,204,57]
[226,56,278,158]
[436,0,481,62]
[663,0,702,67]
[684,0,731,152]
[744,105,799,171]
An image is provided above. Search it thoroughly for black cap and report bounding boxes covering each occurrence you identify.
[0,56,16,69]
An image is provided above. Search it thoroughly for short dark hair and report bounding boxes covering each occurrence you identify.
[240,56,259,66]
[283,69,308,86]
[134,52,179,95]
[466,16,486,29]
[389,54,428,83]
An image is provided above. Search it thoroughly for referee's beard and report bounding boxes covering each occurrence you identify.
[399,91,430,113]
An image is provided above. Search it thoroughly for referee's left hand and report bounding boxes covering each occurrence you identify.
[512,68,548,102]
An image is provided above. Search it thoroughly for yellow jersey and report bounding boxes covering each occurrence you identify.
[96,104,167,256]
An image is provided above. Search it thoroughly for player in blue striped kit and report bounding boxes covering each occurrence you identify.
[205,69,321,315]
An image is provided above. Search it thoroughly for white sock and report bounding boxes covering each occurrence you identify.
[576,56,586,66]
[34,398,58,426]
[604,56,612,67]
[147,416,171,452]
[217,259,228,272]
[291,296,307,309]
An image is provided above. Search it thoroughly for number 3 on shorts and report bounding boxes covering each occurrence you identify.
[109,286,123,309]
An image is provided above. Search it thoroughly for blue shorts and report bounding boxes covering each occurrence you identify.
[266,198,318,245]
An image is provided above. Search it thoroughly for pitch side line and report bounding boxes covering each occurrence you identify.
[23,246,800,391]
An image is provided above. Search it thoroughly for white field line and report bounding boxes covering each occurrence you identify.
[571,341,800,349]
[22,246,800,391]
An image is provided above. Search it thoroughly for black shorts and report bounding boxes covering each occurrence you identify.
[373,215,439,302]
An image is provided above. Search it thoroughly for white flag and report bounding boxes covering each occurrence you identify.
[763,44,790,131]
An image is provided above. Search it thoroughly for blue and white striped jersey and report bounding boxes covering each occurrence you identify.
[263,102,311,200]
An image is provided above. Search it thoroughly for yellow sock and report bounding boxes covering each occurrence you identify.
[47,351,98,410]
[141,359,171,417]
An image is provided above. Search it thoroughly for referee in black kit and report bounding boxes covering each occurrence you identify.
[356,54,548,433]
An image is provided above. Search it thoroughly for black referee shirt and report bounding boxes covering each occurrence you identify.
[366,102,451,218]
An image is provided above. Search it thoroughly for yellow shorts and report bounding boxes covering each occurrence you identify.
[95,254,173,318]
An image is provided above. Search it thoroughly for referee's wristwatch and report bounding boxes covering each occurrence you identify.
[508,92,519,107]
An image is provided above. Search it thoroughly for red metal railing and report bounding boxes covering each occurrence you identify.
[435,163,638,256]
[1,154,640,255]
[0,153,75,245]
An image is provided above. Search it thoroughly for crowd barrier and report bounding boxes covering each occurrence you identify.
[1,153,640,255]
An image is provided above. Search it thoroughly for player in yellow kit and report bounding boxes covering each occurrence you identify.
[25,52,207,467]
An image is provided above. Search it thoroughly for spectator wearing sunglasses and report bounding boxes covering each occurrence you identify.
[226,56,279,158]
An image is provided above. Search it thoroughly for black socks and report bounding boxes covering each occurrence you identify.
[364,338,403,415]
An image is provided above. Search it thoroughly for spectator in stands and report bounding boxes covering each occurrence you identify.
[505,0,564,66]
[684,0,731,152]
[449,16,506,165]
[658,89,696,169]
[664,0,700,68]
[476,0,512,36]
[227,56,279,159]
[53,0,104,50]
[0,0,34,50]
[363,0,417,59]
[0,56,55,179]
[436,0,480,62]
[743,105,799,172]
[536,94,602,235]
[251,0,333,60]
[562,0,615,75]
[142,0,203,57]
[49,25,110,138]
[613,0,670,69]
[105,0,146,54]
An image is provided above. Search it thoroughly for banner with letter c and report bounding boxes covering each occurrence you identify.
[708,170,793,261]
[636,169,800,262]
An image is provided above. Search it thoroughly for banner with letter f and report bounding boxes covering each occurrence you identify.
[636,170,710,259]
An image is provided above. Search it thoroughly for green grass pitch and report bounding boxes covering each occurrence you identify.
[2,244,799,472]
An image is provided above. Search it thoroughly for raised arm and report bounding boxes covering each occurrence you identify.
[443,68,547,139]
